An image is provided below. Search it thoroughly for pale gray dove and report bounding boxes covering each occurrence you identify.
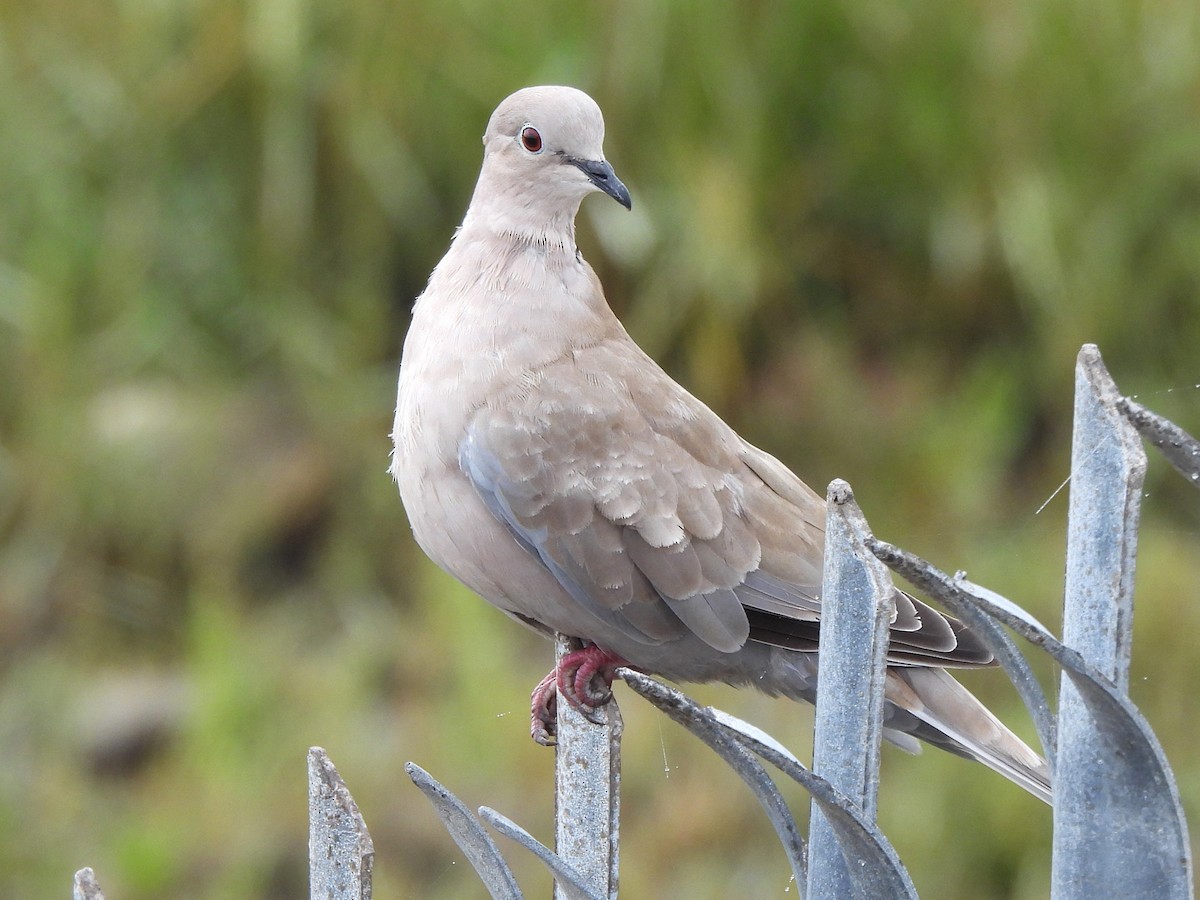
[391,85,1051,803]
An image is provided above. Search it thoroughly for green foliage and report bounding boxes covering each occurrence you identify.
[1,1,1197,896]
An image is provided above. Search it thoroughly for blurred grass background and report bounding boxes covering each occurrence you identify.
[1,0,1198,896]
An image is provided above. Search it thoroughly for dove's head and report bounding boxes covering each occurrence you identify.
[463,86,630,246]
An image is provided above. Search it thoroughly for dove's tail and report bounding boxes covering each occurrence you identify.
[883,667,1052,804]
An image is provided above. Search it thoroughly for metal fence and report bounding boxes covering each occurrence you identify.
[73,344,1198,899]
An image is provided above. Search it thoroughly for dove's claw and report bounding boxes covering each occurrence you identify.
[566,646,623,708]
[529,644,627,744]
[530,671,559,746]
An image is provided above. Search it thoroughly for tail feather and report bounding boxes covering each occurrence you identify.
[884,667,1052,804]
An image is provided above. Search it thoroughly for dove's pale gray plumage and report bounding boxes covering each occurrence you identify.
[392,86,1051,802]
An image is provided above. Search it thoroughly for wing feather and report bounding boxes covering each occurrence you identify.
[458,338,993,666]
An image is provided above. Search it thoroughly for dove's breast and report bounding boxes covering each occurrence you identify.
[390,231,618,625]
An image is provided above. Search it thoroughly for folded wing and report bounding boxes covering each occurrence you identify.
[458,339,991,667]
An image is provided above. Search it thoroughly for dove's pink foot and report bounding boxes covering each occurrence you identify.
[530,644,627,746]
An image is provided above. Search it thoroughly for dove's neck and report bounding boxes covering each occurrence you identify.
[413,203,618,365]
[460,169,583,253]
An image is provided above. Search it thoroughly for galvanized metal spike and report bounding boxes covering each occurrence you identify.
[716,709,918,900]
[309,747,375,900]
[405,762,522,900]
[952,581,1194,898]
[618,669,808,887]
[553,634,621,900]
[807,479,895,900]
[1118,394,1200,489]
[479,807,603,900]
[73,868,106,900]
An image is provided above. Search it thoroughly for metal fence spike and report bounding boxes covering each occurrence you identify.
[962,591,1196,899]
[942,561,1195,898]
[1118,394,1200,489]
[618,669,808,886]
[1064,345,1145,692]
[552,634,621,900]
[621,669,918,899]
[708,708,805,768]
[479,807,603,900]
[807,480,896,900]
[405,762,523,900]
[724,719,918,900]
[309,747,375,900]
[73,868,106,900]
[1052,345,1192,899]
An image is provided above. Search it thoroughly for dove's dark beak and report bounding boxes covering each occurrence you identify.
[569,157,632,210]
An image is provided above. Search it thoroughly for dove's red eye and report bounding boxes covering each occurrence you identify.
[520,126,543,153]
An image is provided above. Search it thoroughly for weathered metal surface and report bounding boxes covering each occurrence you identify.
[619,669,808,886]
[405,762,522,899]
[925,568,1193,899]
[1118,394,1200,489]
[621,669,917,899]
[1062,345,1146,691]
[807,480,896,900]
[553,635,621,900]
[479,806,602,900]
[1055,346,1170,899]
[309,747,375,900]
[72,868,106,900]
[724,714,918,900]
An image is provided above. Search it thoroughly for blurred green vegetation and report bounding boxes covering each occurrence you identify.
[1,0,1198,897]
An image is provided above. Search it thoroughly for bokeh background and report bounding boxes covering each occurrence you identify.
[2,1,1198,897]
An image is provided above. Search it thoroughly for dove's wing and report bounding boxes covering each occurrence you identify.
[458,338,753,652]
[459,335,992,666]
